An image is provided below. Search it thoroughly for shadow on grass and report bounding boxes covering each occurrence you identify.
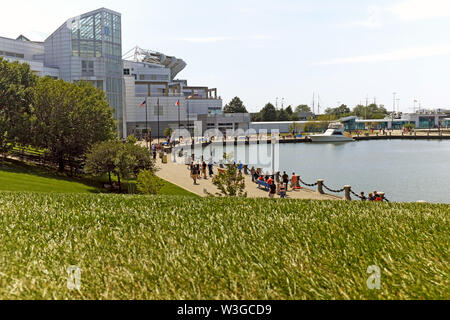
[0,158,104,194]
[0,158,199,196]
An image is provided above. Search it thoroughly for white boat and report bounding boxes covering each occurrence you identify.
[309,123,354,143]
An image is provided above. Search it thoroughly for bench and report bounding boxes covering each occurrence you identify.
[257,180,270,191]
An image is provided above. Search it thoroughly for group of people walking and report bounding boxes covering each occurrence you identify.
[188,160,214,185]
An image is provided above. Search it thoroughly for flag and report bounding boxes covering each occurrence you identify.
[139,100,146,108]
[175,100,180,107]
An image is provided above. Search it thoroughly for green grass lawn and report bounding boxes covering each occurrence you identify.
[0,159,196,197]
[156,177,197,197]
[0,192,447,300]
[0,159,99,193]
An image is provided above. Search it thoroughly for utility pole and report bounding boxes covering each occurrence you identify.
[392,92,397,113]
[276,97,278,109]
[312,93,315,114]
[317,94,321,115]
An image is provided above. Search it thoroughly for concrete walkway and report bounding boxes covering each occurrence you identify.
[154,156,341,200]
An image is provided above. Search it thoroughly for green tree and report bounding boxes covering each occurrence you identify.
[325,104,351,117]
[0,58,37,155]
[211,164,247,197]
[277,108,290,121]
[126,134,138,145]
[260,103,278,121]
[352,104,387,119]
[295,104,311,113]
[223,97,248,113]
[164,126,173,137]
[285,106,294,116]
[251,113,262,122]
[32,78,116,172]
[85,139,155,192]
[84,140,121,186]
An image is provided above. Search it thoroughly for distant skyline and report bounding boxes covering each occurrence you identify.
[2,0,450,112]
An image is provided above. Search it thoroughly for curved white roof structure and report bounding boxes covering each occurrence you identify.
[128,46,187,80]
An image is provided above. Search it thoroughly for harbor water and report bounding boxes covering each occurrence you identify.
[206,140,450,204]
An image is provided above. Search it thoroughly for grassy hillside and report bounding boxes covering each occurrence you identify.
[0,159,99,193]
[0,159,196,197]
[0,192,447,300]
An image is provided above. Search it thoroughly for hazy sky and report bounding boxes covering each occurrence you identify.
[2,0,450,112]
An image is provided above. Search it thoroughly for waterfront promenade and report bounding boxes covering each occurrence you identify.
[154,156,340,200]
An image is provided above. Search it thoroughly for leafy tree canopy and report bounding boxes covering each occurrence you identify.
[32,78,117,171]
[277,108,290,121]
[0,58,37,154]
[295,104,311,113]
[285,106,294,115]
[85,139,155,192]
[325,104,351,117]
[353,104,388,119]
[223,97,248,113]
[260,103,278,121]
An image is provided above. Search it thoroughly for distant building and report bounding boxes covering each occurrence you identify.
[297,112,315,121]
[341,110,448,130]
[0,8,251,138]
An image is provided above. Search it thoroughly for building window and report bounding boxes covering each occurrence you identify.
[123,68,130,75]
[82,61,94,76]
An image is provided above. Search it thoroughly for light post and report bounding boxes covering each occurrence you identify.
[157,98,160,145]
[145,98,149,149]
[392,92,396,114]
[271,135,276,175]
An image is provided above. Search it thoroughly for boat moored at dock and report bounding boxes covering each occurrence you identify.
[309,123,354,143]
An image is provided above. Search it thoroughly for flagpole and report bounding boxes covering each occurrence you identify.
[157,98,160,145]
[187,100,190,137]
[178,100,181,139]
[145,98,149,149]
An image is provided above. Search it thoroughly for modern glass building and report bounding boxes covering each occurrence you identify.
[0,7,236,138]
[45,8,124,136]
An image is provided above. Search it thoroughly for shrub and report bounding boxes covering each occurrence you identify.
[136,169,164,195]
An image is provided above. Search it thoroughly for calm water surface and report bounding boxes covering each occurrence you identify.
[209,140,450,204]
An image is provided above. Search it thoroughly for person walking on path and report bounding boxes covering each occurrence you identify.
[208,161,214,177]
[191,163,199,185]
[280,183,286,199]
[282,171,289,190]
[202,161,208,180]
[268,180,276,199]
[251,167,256,183]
